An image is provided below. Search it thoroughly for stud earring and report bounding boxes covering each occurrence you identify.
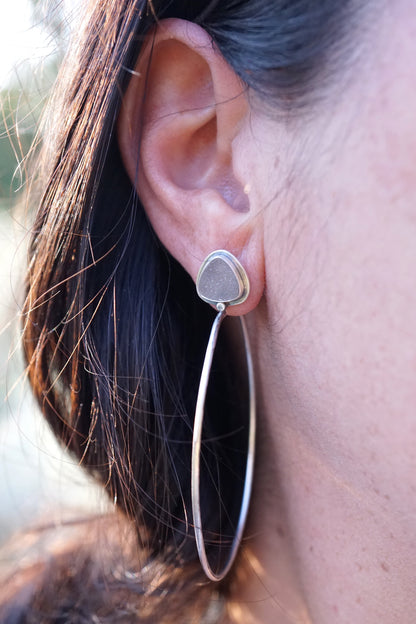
[192,250,256,582]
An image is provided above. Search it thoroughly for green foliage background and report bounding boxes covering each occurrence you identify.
[0,0,66,210]
[0,87,39,207]
[0,3,103,545]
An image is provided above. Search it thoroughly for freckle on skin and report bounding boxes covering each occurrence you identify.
[381,561,390,572]
[355,562,363,572]
[356,596,362,604]
[368,424,379,436]
[276,526,285,538]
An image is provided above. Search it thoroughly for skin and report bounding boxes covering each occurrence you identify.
[118,2,416,622]
[227,3,416,622]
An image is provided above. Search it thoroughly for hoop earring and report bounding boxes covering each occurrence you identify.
[192,250,256,582]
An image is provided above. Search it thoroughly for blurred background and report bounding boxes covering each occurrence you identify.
[0,0,106,546]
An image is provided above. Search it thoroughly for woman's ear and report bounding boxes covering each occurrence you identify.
[117,18,264,315]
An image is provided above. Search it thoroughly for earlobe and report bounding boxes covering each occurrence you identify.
[117,18,264,315]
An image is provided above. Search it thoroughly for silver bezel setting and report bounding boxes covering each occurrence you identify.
[196,250,250,307]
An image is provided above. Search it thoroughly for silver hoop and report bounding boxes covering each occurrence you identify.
[191,250,256,582]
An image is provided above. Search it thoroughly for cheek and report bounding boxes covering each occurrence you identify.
[247,0,416,509]
[262,193,416,619]
[262,6,416,502]
[265,185,416,516]
[253,5,416,615]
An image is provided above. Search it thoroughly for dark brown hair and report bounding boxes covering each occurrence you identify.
[8,0,358,620]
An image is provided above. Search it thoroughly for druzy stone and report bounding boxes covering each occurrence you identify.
[196,251,249,306]
[198,256,241,303]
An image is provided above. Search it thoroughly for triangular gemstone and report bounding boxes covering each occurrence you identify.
[197,255,243,304]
